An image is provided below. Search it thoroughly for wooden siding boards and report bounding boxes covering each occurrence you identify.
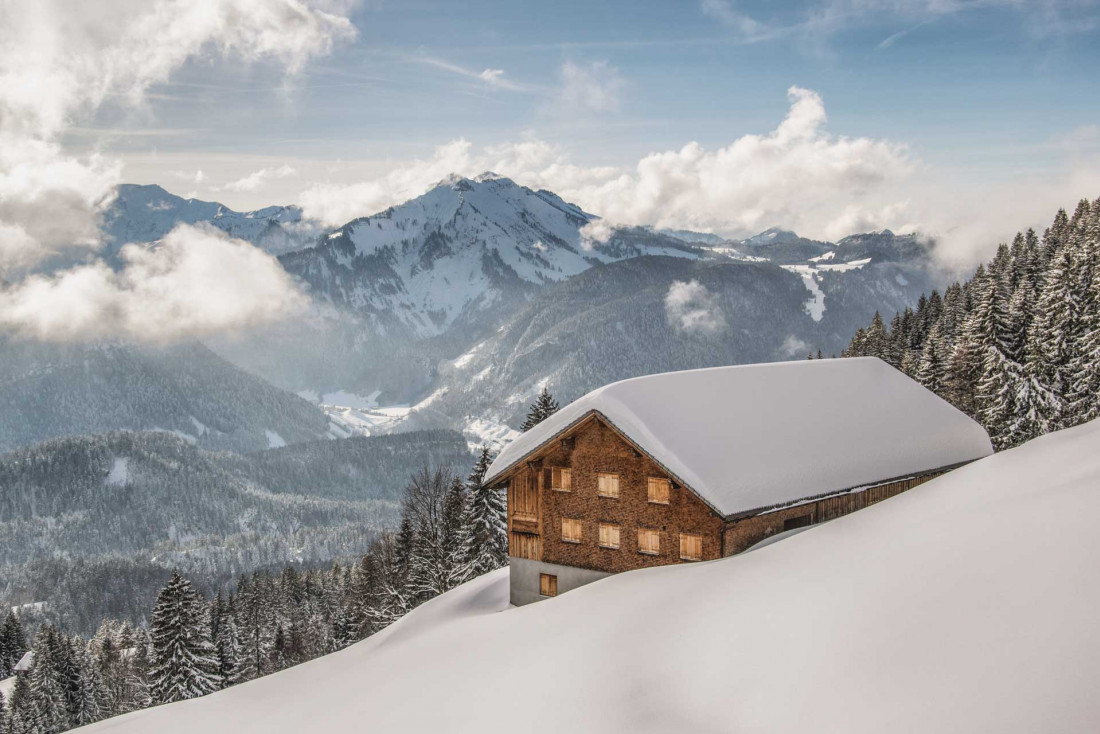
[499,412,967,576]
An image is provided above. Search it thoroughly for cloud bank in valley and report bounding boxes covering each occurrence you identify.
[664,280,726,335]
[0,0,355,340]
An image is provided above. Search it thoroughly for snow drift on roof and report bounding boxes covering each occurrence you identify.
[486,357,992,516]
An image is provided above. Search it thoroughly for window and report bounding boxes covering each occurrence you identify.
[539,573,558,597]
[597,472,620,498]
[550,467,572,491]
[647,477,671,504]
[679,533,703,561]
[638,528,660,555]
[561,517,583,543]
[783,514,812,532]
[598,522,621,549]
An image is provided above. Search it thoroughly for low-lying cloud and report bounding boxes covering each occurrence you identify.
[0,225,306,341]
[665,280,726,335]
[0,0,355,339]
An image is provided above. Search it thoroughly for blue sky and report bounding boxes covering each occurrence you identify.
[21,0,1100,264]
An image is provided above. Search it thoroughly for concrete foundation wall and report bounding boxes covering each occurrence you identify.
[509,556,610,606]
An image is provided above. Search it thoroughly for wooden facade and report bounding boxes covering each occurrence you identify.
[498,411,952,579]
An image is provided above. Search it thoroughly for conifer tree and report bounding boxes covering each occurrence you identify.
[521,387,560,431]
[0,612,27,679]
[149,572,218,704]
[463,446,508,576]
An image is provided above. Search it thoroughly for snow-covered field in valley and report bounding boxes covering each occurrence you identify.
[78,419,1100,733]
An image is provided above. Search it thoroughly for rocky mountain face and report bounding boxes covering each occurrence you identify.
[278,173,703,340]
[102,184,323,256]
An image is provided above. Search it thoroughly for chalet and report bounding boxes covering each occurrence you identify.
[485,357,993,605]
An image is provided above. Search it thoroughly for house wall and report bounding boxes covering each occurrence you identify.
[509,557,610,606]
[507,417,725,575]
[722,471,945,555]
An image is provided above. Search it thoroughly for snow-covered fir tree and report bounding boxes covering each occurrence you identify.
[149,572,219,704]
[463,446,508,576]
[521,387,560,431]
[0,612,27,678]
[845,196,1100,450]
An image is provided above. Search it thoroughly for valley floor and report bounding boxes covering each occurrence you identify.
[78,419,1100,733]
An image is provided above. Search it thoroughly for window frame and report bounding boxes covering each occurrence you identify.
[637,527,661,556]
[597,471,620,498]
[539,573,558,597]
[647,477,671,505]
[550,466,572,492]
[679,532,703,561]
[598,522,621,550]
[561,517,583,544]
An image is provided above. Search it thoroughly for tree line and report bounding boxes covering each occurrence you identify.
[0,448,506,733]
[839,197,1100,450]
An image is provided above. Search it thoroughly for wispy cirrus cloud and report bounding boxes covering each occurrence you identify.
[410,55,530,92]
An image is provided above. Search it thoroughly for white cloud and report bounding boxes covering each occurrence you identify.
[0,0,354,338]
[665,280,726,335]
[578,220,614,251]
[555,61,625,114]
[413,56,527,92]
[222,164,298,193]
[781,334,811,357]
[701,0,763,35]
[0,225,306,341]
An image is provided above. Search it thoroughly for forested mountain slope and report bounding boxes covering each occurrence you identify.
[0,338,332,454]
[399,251,940,436]
[0,429,472,633]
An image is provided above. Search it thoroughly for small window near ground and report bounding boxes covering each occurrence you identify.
[540,573,558,597]
[598,522,621,549]
[550,467,572,491]
[647,477,671,504]
[783,514,812,532]
[679,533,703,561]
[638,528,660,555]
[597,472,620,498]
[561,517,583,543]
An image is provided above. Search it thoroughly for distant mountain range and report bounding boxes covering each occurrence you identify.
[91,175,946,449]
[103,183,322,256]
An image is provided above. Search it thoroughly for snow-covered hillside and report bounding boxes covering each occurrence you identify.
[102,184,323,256]
[80,418,1100,733]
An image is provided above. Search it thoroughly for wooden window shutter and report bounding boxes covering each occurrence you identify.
[598,522,621,549]
[679,533,702,561]
[539,573,557,597]
[597,472,620,498]
[550,467,572,491]
[561,517,583,543]
[638,528,660,555]
[647,477,671,504]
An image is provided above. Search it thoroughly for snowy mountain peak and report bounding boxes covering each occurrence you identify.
[741,227,800,247]
[279,176,706,338]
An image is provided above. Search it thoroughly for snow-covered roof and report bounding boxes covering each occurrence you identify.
[14,651,33,672]
[486,358,993,517]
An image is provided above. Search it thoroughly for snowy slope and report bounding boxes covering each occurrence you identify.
[81,418,1100,733]
[102,184,323,255]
